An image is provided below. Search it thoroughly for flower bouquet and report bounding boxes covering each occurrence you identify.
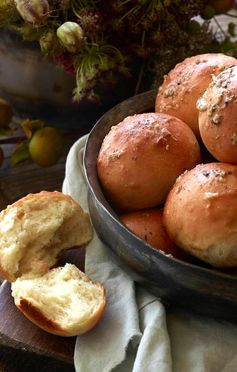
[0,0,237,104]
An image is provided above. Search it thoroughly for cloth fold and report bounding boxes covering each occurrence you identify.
[63,135,237,372]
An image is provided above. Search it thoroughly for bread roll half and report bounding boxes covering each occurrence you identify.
[0,191,92,282]
[11,263,106,337]
[0,191,106,336]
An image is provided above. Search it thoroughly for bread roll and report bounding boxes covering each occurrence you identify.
[97,113,201,211]
[0,191,92,282]
[164,163,237,267]
[120,208,186,259]
[198,65,237,163]
[12,263,106,337]
[155,53,237,137]
[0,191,106,336]
[120,208,174,250]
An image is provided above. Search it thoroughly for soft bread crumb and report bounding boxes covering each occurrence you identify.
[11,263,106,337]
[0,191,92,282]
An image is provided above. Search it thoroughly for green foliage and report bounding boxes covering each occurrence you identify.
[0,0,19,23]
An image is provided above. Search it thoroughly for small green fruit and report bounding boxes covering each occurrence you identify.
[29,127,64,167]
[0,98,12,128]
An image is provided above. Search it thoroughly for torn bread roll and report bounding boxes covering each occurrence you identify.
[198,65,237,163]
[0,191,92,282]
[155,53,237,137]
[0,191,106,337]
[11,263,106,337]
[97,112,201,211]
[164,163,237,267]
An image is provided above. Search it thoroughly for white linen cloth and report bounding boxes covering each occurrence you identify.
[62,135,237,372]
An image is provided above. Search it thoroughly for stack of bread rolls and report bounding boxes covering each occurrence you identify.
[0,191,106,336]
[155,53,237,138]
[97,53,237,268]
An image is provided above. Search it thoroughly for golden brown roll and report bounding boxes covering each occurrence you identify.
[120,208,188,259]
[198,65,237,163]
[155,53,237,137]
[120,208,174,251]
[97,112,201,211]
[164,162,237,267]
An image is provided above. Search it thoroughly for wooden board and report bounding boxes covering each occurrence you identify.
[0,249,85,365]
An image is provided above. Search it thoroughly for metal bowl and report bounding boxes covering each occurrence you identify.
[84,90,237,322]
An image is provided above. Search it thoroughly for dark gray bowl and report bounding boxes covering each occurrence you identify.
[84,90,237,322]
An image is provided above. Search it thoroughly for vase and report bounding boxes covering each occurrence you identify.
[0,29,107,130]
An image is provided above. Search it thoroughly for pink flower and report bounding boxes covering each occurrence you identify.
[54,53,76,75]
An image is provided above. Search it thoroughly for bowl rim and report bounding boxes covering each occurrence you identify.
[83,90,237,282]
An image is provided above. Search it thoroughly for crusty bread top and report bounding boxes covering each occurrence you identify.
[0,191,92,282]
[155,53,237,137]
[11,263,106,337]
[198,65,237,163]
[164,163,237,267]
[97,112,200,211]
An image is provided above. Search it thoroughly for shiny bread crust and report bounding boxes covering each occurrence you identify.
[164,162,237,267]
[155,53,237,137]
[0,191,76,220]
[198,65,237,164]
[97,112,201,211]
